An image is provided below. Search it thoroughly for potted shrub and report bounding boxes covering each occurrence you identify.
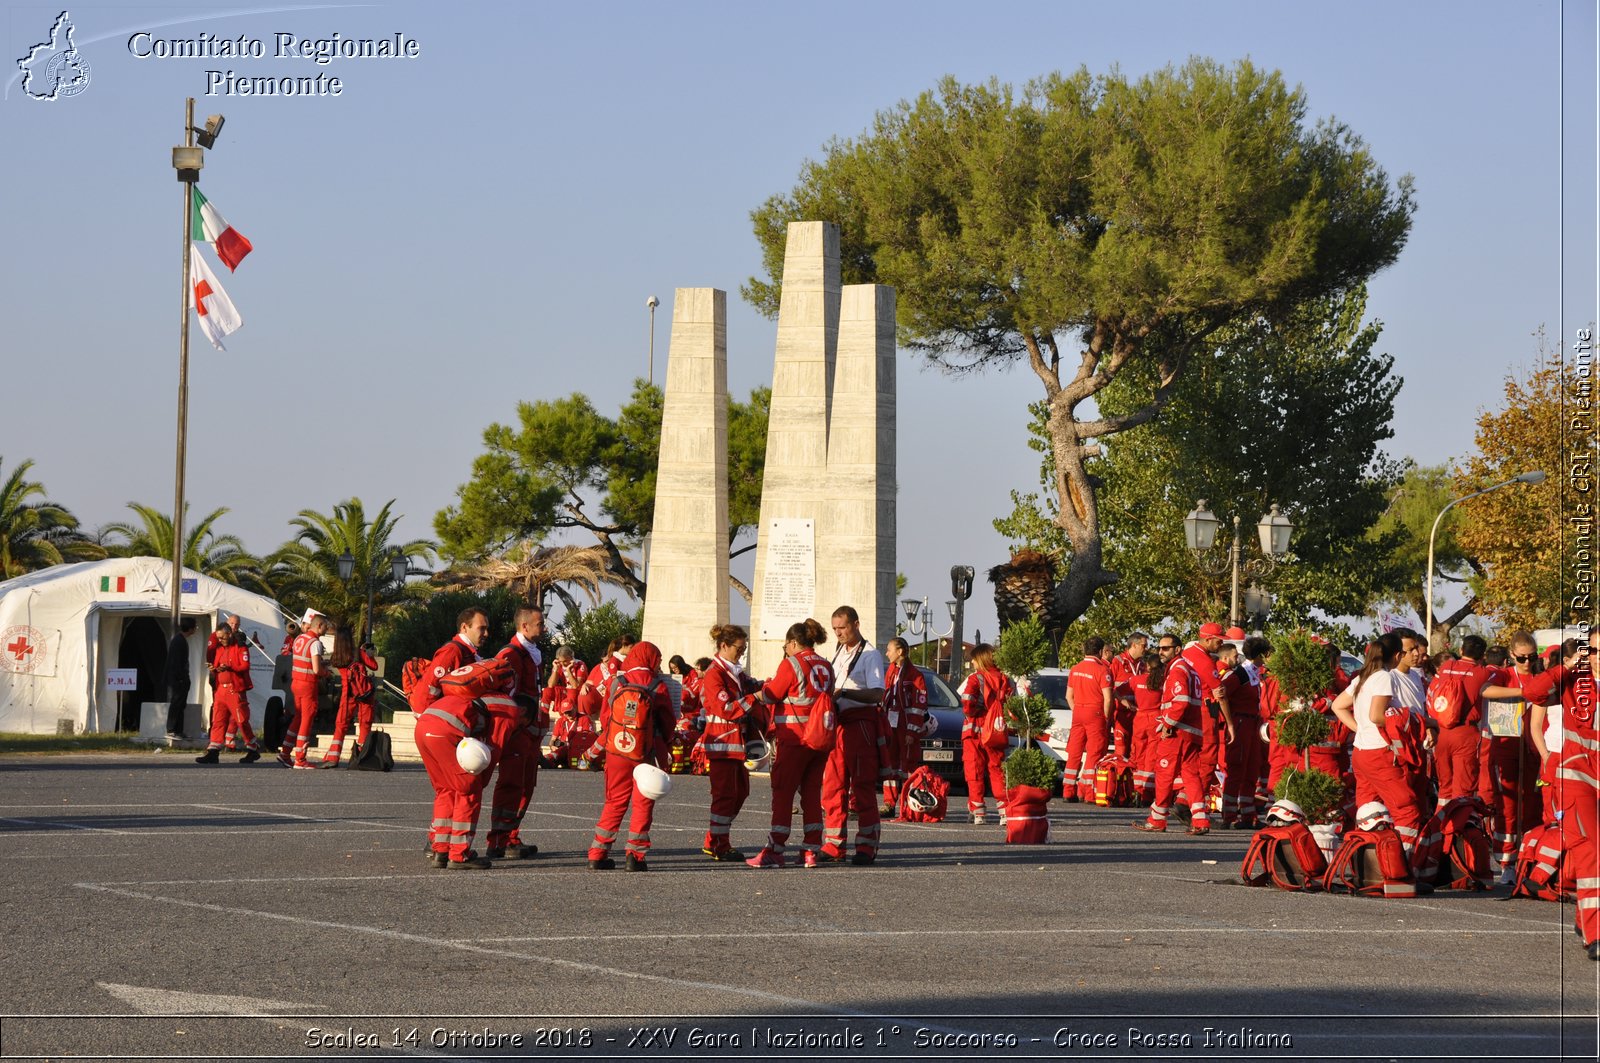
[1268,629,1336,711]
[1001,692,1057,843]
[1272,706,1347,859]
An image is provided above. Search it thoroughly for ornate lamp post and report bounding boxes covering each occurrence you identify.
[1184,500,1294,629]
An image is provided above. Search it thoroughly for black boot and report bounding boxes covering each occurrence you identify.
[194,748,220,765]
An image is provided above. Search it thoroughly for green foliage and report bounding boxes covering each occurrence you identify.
[0,457,102,578]
[375,586,522,683]
[1003,693,1054,742]
[267,499,435,636]
[1274,709,1331,754]
[994,615,1053,678]
[749,59,1414,626]
[1268,629,1337,704]
[1002,745,1060,791]
[555,601,643,666]
[435,382,770,597]
[1273,766,1346,824]
[99,502,267,594]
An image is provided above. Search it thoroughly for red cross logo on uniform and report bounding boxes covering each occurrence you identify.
[6,635,33,662]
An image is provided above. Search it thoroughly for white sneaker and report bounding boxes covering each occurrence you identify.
[970,812,986,825]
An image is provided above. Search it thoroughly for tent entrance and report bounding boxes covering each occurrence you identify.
[114,616,168,731]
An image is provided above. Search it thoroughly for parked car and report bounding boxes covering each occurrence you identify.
[917,667,1063,793]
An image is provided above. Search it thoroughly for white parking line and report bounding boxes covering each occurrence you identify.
[467,926,1560,945]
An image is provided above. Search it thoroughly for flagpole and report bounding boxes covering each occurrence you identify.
[171,97,195,635]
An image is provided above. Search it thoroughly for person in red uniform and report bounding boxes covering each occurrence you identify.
[1130,637,1178,800]
[1109,633,1148,760]
[1472,633,1545,883]
[195,624,261,764]
[1516,632,1600,959]
[205,615,247,749]
[699,625,759,860]
[1432,634,1496,807]
[960,644,1015,824]
[543,648,584,766]
[577,636,634,767]
[747,619,834,869]
[880,637,929,813]
[587,641,675,871]
[1333,633,1427,856]
[1218,637,1271,829]
[321,628,377,767]
[1063,637,1114,802]
[1136,625,1233,834]
[416,677,506,870]
[486,607,546,859]
[1178,622,1231,808]
[424,608,490,706]
[820,606,889,865]
[278,613,330,769]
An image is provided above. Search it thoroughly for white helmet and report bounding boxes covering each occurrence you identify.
[743,733,770,768]
[455,736,493,774]
[906,787,940,814]
[633,762,672,800]
[1356,801,1393,831]
[1265,799,1305,826]
[921,714,938,738]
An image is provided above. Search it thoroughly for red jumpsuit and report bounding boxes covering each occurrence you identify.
[206,643,258,752]
[1219,665,1263,827]
[1109,651,1145,759]
[416,692,494,860]
[205,631,237,748]
[881,662,928,808]
[587,645,675,865]
[325,647,378,764]
[1142,655,1208,831]
[1476,667,1542,876]
[961,667,1014,819]
[1522,664,1600,946]
[1063,655,1114,800]
[486,637,544,853]
[280,632,326,767]
[753,650,835,864]
[1432,657,1495,806]
[428,636,481,697]
[1129,671,1163,801]
[1181,643,1226,799]
[699,656,754,856]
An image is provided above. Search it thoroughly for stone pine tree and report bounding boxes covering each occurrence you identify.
[748,59,1415,625]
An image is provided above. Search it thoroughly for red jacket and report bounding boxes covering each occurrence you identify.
[211,644,252,691]
[960,666,1014,738]
[1159,655,1203,735]
[1110,651,1146,709]
[429,636,480,691]
[340,647,377,706]
[290,632,325,693]
[699,656,752,759]
[1068,656,1114,723]
[761,649,834,746]
[495,635,543,699]
[1220,665,1261,717]
[884,662,929,735]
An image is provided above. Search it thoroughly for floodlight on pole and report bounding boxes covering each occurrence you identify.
[646,295,659,385]
[1425,470,1547,649]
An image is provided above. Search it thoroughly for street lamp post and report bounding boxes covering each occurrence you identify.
[901,597,956,674]
[338,549,410,643]
[1424,470,1547,650]
[168,99,225,634]
[1184,500,1294,629]
[646,295,659,385]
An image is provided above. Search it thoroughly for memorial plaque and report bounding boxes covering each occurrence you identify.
[757,518,816,640]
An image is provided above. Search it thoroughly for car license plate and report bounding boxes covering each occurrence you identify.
[923,750,954,762]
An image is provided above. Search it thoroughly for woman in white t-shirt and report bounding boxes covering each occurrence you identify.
[1331,632,1425,853]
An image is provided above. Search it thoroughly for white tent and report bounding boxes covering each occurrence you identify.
[0,558,286,736]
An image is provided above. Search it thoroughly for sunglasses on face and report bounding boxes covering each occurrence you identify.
[1512,653,1534,663]
[1157,645,1178,652]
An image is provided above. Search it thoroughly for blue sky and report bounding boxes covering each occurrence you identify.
[1,0,1593,641]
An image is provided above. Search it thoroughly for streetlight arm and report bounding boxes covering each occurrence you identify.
[1424,473,1542,645]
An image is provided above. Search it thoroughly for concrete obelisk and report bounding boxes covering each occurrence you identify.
[748,221,839,678]
[816,283,897,651]
[640,288,729,660]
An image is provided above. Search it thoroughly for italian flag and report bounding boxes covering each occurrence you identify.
[191,187,253,271]
[99,576,126,592]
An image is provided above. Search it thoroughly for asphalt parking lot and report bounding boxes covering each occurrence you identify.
[0,753,1594,1062]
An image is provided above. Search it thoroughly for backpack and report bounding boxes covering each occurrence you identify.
[783,653,837,753]
[897,765,950,823]
[1241,822,1329,890]
[438,658,515,701]
[1092,753,1137,807]
[1323,827,1418,897]
[602,677,663,760]
[1412,796,1494,891]
[1426,671,1470,729]
[401,657,435,712]
[350,730,394,772]
[1383,703,1427,769]
[979,674,1012,751]
[1511,821,1583,901]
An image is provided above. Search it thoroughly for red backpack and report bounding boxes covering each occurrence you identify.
[1324,827,1418,897]
[401,657,434,712]
[976,674,1013,751]
[1092,753,1138,808]
[438,657,515,701]
[1412,796,1494,891]
[897,765,949,823]
[1382,704,1427,769]
[1241,822,1328,890]
[1511,821,1583,901]
[602,676,663,761]
[782,653,837,753]
[1426,672,1470,729]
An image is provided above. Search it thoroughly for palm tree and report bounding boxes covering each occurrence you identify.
[98,503,268,593]
[268,498,435,636]
[0,457,103,578]
[449,540,636,613]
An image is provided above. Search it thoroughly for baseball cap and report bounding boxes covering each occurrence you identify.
[1198,622,1224,639]
[1225,626,1246,641]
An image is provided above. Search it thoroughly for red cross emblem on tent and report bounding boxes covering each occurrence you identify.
[0,625,51,675]
[6,635,32,663]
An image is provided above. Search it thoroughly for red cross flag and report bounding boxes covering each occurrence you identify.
[190,243,242,351]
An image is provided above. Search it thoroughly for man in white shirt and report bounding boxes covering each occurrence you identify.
[820,606,888,865]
